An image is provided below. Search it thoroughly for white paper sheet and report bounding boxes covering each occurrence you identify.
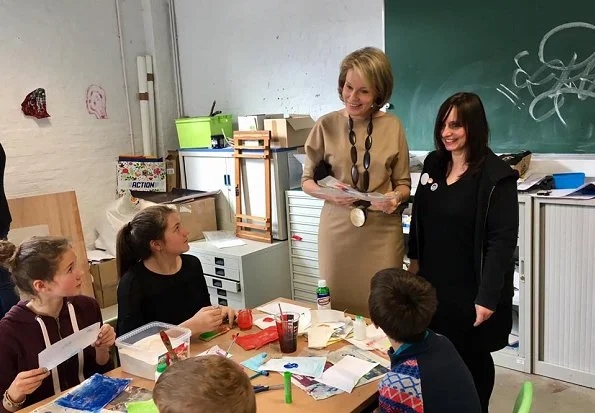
[197,345,232,358]
[318,355,377,393]
[254,315,277,330]
[38,323,100,370]
[259,356,326,378]
[86,249,115,261]
[307,325,335,349]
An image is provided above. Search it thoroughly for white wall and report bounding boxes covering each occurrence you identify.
[174,0,384,120]
[0,0,178,246]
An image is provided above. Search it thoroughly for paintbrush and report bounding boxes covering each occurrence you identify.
[224,333,239,358]
[160,330,180,363]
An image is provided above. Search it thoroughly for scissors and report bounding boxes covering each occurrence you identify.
[253,384,285,394]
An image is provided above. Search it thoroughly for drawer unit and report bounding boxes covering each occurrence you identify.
[188,239,291,310]
[286,190,324,303]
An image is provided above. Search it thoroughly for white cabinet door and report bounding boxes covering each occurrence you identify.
[184,156,234,230]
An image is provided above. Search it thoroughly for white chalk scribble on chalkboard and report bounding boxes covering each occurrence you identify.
[497,22,595,125]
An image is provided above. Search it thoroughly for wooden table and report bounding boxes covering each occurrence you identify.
[23,299,385,412]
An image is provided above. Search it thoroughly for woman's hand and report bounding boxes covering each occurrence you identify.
[6,368,50,404]
[370,191,401,214]
[407,259,419,275]
[473,304,494,327]
[93,324,116,350]
[187,306,224,334]
[302,179,357,206]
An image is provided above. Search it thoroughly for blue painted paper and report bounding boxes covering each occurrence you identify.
[55,374,131,412]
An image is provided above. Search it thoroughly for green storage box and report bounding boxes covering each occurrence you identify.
[175,114,233,148]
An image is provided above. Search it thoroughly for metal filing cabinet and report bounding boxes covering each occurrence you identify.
[286,190,324,303]
[187,239,292,310]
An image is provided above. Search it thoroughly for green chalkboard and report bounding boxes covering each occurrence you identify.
[385,0,595,153]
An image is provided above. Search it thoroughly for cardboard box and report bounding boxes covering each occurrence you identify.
[93,284,118,308]
[165,150,181,192]
[264,115,315,148]
[89,259,118,308]
[238,114,284,131]
[130,189,218,242]
[175,197,217,241]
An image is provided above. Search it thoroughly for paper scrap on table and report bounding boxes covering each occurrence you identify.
[197,345,232,358]
[241,352,268,372]
[259,356,326,378]
[38,322,100,370]
[310,309,347,324]
[308,325,335,349]
[346,325,390,351]
[254,315,276,330]
[318,355,377,393]
[256,301,312,333]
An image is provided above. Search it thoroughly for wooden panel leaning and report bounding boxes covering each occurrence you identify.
[7,191,94,297]
[233,131,273,243]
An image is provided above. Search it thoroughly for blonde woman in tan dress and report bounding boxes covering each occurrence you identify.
[301,47,411,316]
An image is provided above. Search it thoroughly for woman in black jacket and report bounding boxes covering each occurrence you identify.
[408,92,518,412]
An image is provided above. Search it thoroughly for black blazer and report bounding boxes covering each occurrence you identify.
[409,149,519,351]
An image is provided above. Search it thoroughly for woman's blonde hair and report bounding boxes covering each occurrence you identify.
[338,47,394,110]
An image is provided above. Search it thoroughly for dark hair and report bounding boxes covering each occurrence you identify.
[153,355,256,413]
[434,92,489,176]
[0,236,71,297]
[338,47,393,110]
[368,268,437,343]
[116,205,174,278]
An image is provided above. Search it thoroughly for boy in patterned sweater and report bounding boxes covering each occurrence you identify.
[368,268,481,413]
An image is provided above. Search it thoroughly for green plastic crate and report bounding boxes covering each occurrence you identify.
[175,114,232,148]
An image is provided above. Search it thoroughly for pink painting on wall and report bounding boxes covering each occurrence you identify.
[86,84,107,119]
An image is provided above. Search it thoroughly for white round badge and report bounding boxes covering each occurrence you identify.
[430,183,438,191]
[420,173,429,185]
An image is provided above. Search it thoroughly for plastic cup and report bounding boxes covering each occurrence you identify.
[274,312,300,353]
[237,309,253,330]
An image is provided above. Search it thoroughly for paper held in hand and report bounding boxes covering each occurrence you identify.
[315,176,400,201]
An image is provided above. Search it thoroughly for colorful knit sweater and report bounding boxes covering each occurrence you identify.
[378,330,481,413]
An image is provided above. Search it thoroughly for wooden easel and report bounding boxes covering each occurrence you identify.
[233,131,273,243]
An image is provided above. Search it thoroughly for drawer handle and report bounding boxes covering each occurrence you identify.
[291,235,303,241]
[213,279,222,288]
[218,298,228,306]
[215,268,225,277]
[216,288,227,297]
[215,257,225,266]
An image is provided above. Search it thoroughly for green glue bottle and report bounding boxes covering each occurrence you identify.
[316,279,331,310]
[155,362,167,382]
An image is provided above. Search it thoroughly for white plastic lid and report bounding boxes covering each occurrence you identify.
[318,279,327,288]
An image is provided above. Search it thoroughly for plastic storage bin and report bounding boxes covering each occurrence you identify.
[552,172,585,189]
[175,114,233,148]
[115,322,191,379]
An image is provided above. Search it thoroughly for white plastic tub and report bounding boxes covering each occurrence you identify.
[115,322,191,380]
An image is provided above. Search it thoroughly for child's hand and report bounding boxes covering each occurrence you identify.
[7,368,50,403]
[93,324,116,349]
[190,306,224,334]
[221,306,236,328]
